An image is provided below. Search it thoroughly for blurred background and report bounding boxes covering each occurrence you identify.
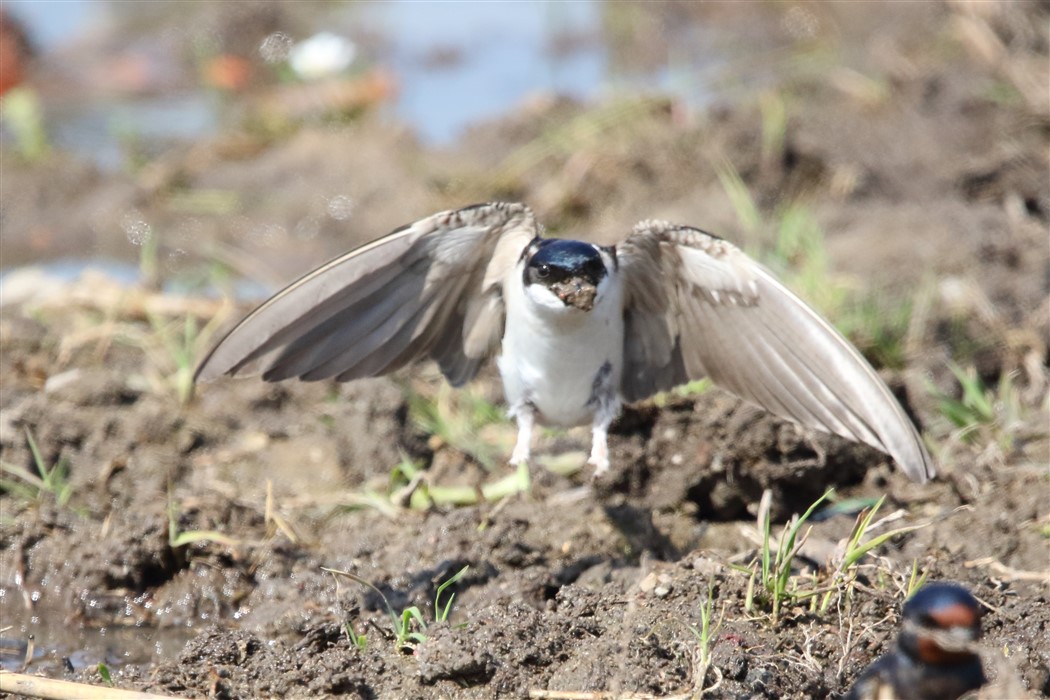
[1,1,1048,691]
[1,1,1047,305]
[3,0,1048,447]
[2,0,711,275]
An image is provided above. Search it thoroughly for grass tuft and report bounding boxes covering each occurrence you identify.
[816,496,930,614]
[689,579,726,670]
[324,564,471,652]
[408,383,514,471]
[737,489,934,624]
[928,363,1046,471]
[0,429,74,508]
[1,88,51,162]
[387,456,531,510]
[934,363,1018,442]
[715,157,913,369]
[746,488,831,622]
[343,621,368,651]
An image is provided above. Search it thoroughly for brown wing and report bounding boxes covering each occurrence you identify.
[194,202,536,387]
[618,220,935,483]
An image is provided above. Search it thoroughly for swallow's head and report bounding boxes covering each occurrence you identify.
[522,239,612,312]
[899,583,983,666]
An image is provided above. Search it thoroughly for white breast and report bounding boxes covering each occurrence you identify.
[497,264,624,427]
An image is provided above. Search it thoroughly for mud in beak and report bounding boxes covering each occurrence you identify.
[551,278,597,311]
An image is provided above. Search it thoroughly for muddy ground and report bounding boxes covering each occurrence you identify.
[1,2,1049,699]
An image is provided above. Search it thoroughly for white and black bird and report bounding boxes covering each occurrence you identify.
[195,202,935,481]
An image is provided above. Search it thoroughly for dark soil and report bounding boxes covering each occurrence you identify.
[2,3,1048,699]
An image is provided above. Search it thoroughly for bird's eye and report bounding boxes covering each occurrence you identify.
[537,264,550,279]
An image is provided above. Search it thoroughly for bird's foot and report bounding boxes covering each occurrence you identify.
[509,408,534,466]
[587,443,609,478]
[587,421,611,478]
[509,442,530,466]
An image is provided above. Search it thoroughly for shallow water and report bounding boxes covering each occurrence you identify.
[5,1,605,163]
[0,598,197,673]
[4,0,722,166]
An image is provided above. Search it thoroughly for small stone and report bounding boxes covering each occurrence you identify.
[44,368,82,394]
[638,572,659,593]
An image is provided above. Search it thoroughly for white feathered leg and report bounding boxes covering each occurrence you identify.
[509,404,535,465]
[586,392,619,477]
[587,421,610,476]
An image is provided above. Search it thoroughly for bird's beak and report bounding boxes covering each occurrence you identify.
[551,277,597,311]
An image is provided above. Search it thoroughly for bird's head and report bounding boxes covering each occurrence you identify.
[521,239,614,312]
[899,582,983,666]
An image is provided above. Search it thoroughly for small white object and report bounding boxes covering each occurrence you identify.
[44,369,83,394]
[289,32,356,81]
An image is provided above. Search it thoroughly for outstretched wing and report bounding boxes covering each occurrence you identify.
[195,202,536,387]
[618,220,934,483]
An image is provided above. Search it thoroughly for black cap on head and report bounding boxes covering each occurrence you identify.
[524,239,607,288]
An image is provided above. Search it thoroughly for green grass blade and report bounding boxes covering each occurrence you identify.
[435,565,470,622]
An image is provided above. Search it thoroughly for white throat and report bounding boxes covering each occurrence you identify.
[497,253,624,427]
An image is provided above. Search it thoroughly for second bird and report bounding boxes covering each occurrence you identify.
[844,582,987,700]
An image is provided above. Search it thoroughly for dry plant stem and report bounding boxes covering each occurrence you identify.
[0,672,187,700]
[43,286,229,321]
[964,557,1050,584]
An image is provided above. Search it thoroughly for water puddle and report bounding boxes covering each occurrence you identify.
[0,605,197,674]
[2,0,736,166]
[0,259,271,307]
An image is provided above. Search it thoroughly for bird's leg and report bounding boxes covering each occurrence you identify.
[587,422,610,476]
[509,404,534,466]
[587,403,621,477]
[586,383,620,476]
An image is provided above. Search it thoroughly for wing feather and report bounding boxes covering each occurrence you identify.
[363,267,475,379]
[619,220,935,482]
[462,291,505,360]
[259,263,431,380]
[195,202,537,386]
